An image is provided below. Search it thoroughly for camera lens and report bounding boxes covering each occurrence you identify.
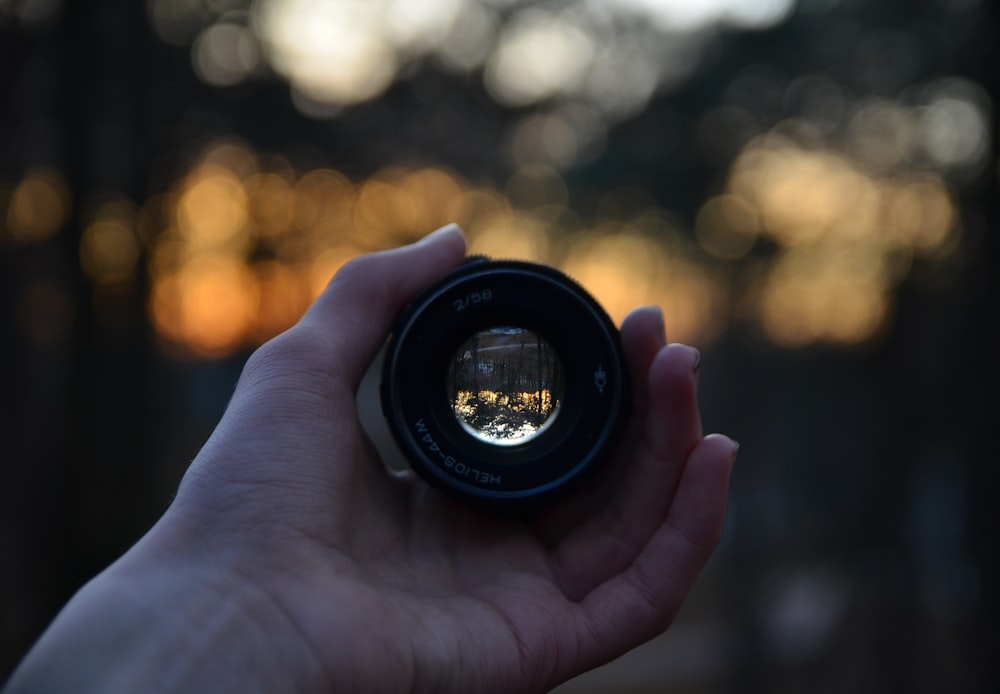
[446,326,564,447]
[378,258,628,509]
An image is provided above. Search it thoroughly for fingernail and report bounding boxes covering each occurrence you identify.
[643,305,665,347]
[730,439,740,461]
[691,347,701,373]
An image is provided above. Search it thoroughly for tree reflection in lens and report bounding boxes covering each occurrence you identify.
[446,326,563,446]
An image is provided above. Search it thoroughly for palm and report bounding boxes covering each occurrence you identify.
[177,329,718,692]
[165,230,734,693]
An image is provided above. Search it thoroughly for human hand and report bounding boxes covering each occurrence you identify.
[5,224,736,694]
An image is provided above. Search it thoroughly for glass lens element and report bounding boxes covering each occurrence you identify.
[446,326,564,446]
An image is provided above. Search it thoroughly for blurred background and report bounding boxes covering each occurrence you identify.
[1,0,996,690]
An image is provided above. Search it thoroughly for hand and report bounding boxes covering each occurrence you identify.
[6,224,737,694]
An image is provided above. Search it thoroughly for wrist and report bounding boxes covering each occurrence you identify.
[5,540,324,694]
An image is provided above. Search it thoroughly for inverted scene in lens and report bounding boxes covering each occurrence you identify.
[446,326,563,446]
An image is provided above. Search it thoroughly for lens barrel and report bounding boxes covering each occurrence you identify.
[378,258,629,509]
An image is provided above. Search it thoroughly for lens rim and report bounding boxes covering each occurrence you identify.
[380,259,628,507]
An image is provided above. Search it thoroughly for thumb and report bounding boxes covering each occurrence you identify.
[298,224,467,387]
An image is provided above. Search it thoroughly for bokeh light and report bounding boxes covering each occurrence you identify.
[142,140,745,356]
[484,8,596,107]
[561,225,726,343]
[695,194,759,260]
[252,0,398,107]
[191,20,260,87]
[4,169,72,245]
[2,72,986,358]
[146,0,806,121]
[754,244,892,348]
[722,132,958,345]
[151,253,260,358]
[916,78,992,180]
[79,197,142,286]
[137,88,980,354]
[1,3,985,358]
[176,163,250,250]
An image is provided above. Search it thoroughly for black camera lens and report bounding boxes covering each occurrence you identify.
[378,259,629,508]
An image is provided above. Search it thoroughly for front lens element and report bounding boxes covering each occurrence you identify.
[446,326,563,446]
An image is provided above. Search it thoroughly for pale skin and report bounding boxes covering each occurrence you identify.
[5,224,738,693]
